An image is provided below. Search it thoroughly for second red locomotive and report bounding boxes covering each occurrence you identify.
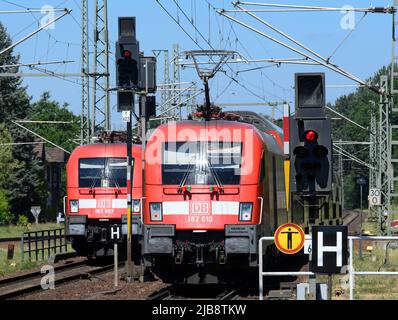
[65,142,142,257]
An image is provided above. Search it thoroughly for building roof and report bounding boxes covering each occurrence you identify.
[34,143,66,163]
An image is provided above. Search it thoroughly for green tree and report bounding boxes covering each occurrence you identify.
[28,92,80,152]
[0,123,20,189]
[0,22,47,218]
[28,93,80,217]
[329,66,390,209]
[0,189,11,225]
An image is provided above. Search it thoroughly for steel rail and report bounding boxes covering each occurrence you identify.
[0,261,116,299]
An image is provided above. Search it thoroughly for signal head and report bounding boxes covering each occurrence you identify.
[123,50,132,58]
[304,130,317,142]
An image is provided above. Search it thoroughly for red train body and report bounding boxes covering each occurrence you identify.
[65,143,142,257]
[142,120,287,283]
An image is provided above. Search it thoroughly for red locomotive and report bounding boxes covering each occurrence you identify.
[142,115,288,283]
[65,140,142,257]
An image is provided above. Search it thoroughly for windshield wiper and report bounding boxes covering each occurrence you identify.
[178,162,194,192]
[89,169,102,190]
[206,159,224,193]
[105,159,122,191]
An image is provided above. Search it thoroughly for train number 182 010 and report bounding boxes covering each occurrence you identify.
[188,215,213,223]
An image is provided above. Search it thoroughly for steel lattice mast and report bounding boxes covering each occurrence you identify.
[81,0,90,144]
[91,0,110,137]
[369,102,379,222]
[384,0,398,235]
[172,43,181,120]
[379,75,391,235]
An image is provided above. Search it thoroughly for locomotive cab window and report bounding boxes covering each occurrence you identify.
[162,141,242,185]
[79,158,129,188]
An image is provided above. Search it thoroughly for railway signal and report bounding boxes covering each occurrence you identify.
[139,95,156,121]
[290,73,333,194]
[116,17,139,89]
[116,16,139,283]
[138,56,157,93]
[116,17,139,112]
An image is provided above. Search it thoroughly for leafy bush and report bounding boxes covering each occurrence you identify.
[0,188,12,225]
[16,215,29,229]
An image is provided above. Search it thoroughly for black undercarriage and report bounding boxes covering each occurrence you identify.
[67,219,140,258]
[143,228,260,284]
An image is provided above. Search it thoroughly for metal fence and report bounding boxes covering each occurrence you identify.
[21,228,68,261]
[258,235,398,300]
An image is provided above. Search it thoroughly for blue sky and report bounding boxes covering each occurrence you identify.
[0,0,393,128]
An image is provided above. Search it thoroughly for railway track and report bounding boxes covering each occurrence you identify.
[0,259,116,299]
[343,210,362,235]
[147,285,242,301]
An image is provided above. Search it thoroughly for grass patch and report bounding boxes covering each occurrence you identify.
[0,243,74,277]
[0,223,61,239]
[0,223,74,277]
[0,247,40,277]
[329,241,398,300]
[362,219,378,236]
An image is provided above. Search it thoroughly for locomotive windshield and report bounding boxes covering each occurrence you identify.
[162,142,242,185]
[79,158,129,188]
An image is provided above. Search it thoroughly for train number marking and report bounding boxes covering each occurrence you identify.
[191,202,210,215]
[95,209,114,215]
[188,215,213,223]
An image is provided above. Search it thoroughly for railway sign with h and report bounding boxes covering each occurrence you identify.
[110,225,122,242]
[311,226,348,274]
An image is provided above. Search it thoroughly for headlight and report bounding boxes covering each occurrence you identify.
[70,200,79,213]
[239,203,253,221]
[150,203,162,221]
[133,200,141,213]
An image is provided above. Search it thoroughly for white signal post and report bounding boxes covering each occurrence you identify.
[114,242,118,287]
[110,225,121,287]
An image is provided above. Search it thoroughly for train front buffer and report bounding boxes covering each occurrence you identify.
[142,189,263,268]
[65,196,142,242]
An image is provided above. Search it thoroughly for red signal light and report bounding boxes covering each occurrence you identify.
[123,50,132,58]
[304,130,317,142]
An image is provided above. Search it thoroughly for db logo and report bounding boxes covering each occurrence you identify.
[191,202,210,215]
[97,199,111,208]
